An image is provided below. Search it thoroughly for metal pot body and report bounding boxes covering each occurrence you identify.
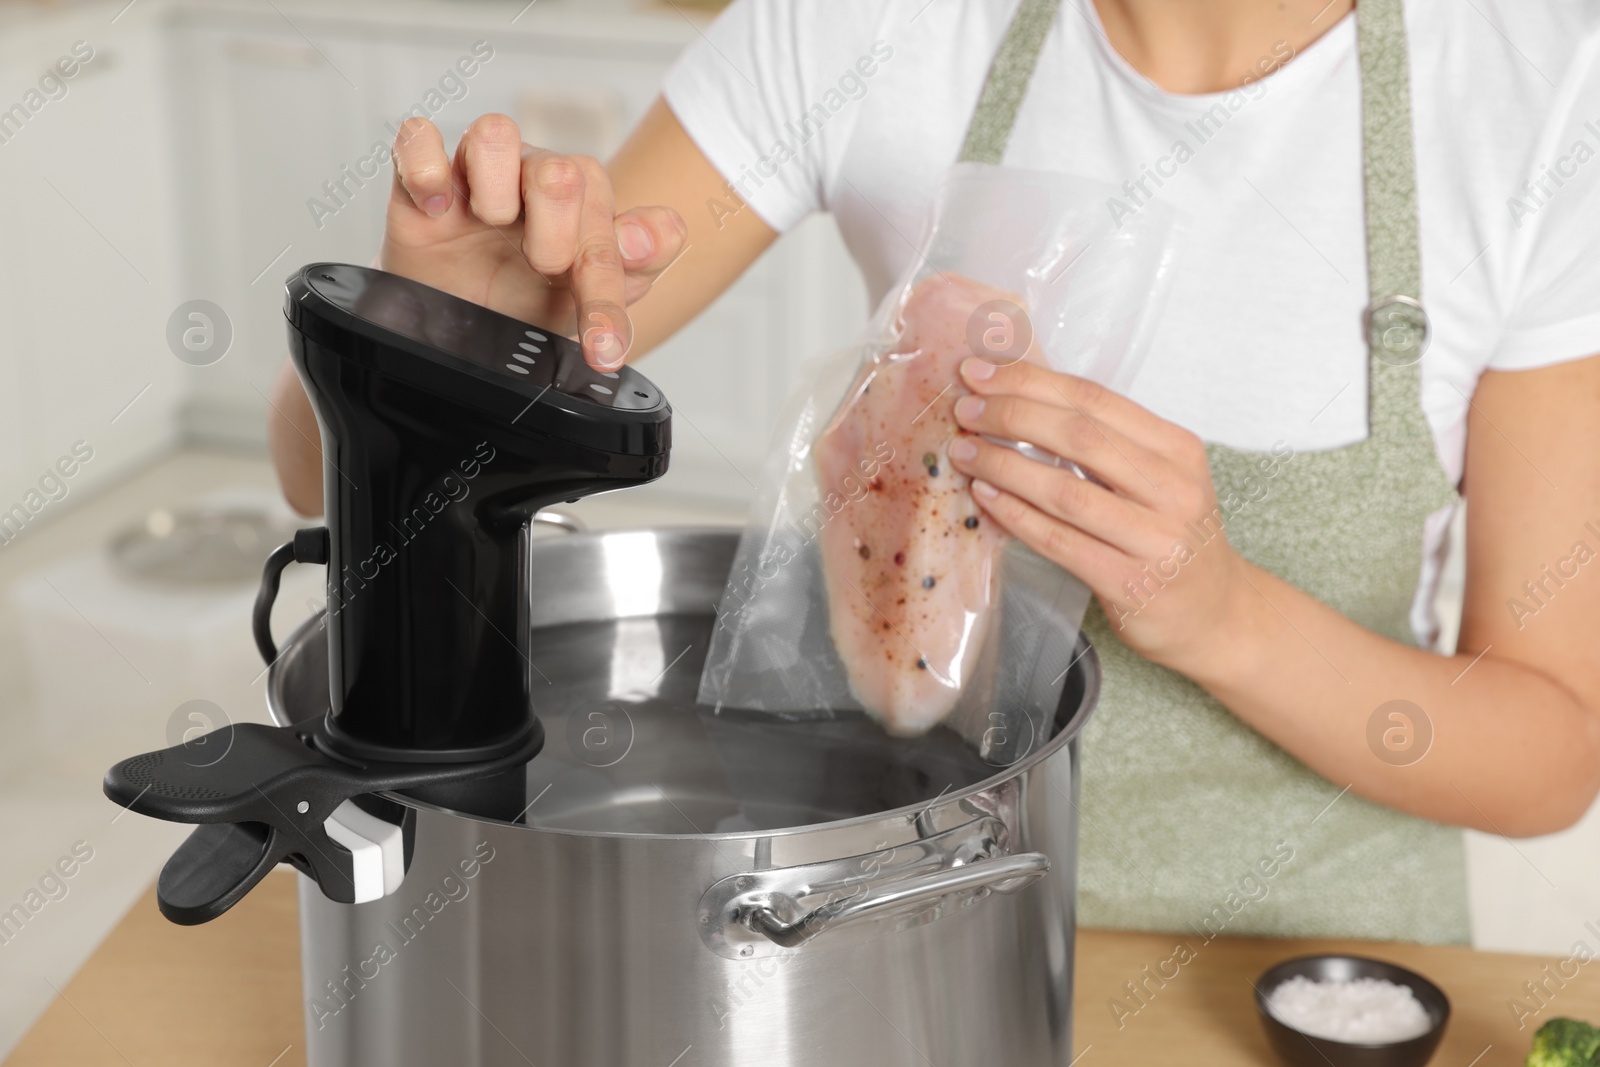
[275,528,1097,1067]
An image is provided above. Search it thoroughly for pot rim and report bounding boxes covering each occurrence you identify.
[268,525,1100,843]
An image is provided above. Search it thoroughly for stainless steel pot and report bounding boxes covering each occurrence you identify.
[270,527,1098,1067]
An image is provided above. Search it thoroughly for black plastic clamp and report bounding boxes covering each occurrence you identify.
[104,716,540,925]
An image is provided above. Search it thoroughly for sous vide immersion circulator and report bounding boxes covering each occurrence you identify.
[104,263,671,924]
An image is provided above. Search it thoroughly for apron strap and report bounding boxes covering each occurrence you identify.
[961,0,1421,309]
[960,0,1430,431]
[957,0,1062,164]
[1356,0,1432,394]
[1357,0,1421,306]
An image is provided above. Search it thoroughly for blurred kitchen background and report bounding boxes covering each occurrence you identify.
[0,0,1592,1057]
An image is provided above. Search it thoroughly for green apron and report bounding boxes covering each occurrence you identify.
[961,0,1471,944]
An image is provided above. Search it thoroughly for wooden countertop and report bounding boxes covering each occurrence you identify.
[7,870,1595,1065]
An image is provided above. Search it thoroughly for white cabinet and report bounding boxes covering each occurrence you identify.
[161,1,867,505]
[164,11,379,444]
[0,14,184,508]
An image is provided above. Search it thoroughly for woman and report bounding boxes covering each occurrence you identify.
[269,0,1600,944]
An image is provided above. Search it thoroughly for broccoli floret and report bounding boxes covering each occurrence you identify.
[1527,1018,1600,1067]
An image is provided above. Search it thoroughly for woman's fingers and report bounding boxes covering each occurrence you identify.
[391,117,455,218]
[960,357,1193,457]
[564,154,631,370]
[614,206,688,306]
[518,146,587,275]
[612,204,688,275]
[392,114,680,370]
[948,434,1167,557]
[964,475,1132,600]
[951,389,1176,508]
[455,114,525,225]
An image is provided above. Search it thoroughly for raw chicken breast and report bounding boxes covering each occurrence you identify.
[814,273,1042,735]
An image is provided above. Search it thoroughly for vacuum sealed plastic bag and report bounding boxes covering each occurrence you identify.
[698,164,1178,748]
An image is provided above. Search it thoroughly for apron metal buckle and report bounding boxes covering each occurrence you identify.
[1364,295,1430,366]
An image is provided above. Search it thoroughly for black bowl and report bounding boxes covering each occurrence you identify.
[1254,955,1450,1067]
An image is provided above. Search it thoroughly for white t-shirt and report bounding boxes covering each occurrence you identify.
[663,0,1600,647]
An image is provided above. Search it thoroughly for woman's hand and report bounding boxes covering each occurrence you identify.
[271,100,772,515]
[947,353,1600,837]
[945,356,1258,677]
[384,114,688,369]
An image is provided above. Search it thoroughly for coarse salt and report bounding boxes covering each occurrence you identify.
[1266,975,1433,1044]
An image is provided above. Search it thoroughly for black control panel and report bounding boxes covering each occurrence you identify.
[301,263,661,413]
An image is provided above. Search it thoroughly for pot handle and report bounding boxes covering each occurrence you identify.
[747,852,1050,949]
[531,509,585,533]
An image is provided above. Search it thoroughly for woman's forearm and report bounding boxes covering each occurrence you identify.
[267,360,325,517]
[1190,561,1600,837]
